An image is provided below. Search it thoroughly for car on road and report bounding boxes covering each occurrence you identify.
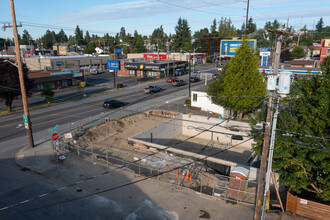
[193,69,201,73]
[172,79,186,86]
[190,76,200,82]
[144,85,163,94]
[166,77,178,83]
[103,99,125,108]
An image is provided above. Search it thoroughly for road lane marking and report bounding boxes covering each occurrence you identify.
[0,91,144,128]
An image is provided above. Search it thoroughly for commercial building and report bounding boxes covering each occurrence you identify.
[24,55,123,72]
[127,52,206,64]
[117,59,188,78]
[28,68,85,91]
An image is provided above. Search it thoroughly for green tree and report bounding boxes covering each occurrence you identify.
[316,17,324,34]
[75,25,84,45]
[218,17,236,38]
[150,25,166,51]
[41,30,53,49]
[210,18,217,36]
[50,31,57,44]
[274,72,329,201]
[247,18,256,34]
[84,42,96,54]
[19,30,33,45]
[290,46,306,60]
[207,39,266,118]
[130,30,146,53]
[85,31,91,44]
[57,29,68,43]
[173,17,191,51]
[41,83,55,104]
[0,60,32,112]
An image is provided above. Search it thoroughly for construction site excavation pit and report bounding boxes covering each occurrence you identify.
[64,110,259,204]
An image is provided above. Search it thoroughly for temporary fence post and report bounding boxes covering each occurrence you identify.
[200,179,203,193]
[106,146,109,167]
[139,164,141,176]
[91,144,94,163]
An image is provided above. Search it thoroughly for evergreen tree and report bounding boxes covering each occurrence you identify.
[272,19,280,29]
[273,71,329,201]
[84,42,96,54]
[173,17,191,51]
[218,17,236,38]
[75,25,84,45]
[264,21,272,29]
[57,29,68,43]
[210,18,217,36]
[41,30,53,49]
[19,30,33,45]
[207,38,266,117]
[247,18,256,34]
[120,27,126,40]
[51,31,57,44]
[85,31,91,44]
[316,17,324,33]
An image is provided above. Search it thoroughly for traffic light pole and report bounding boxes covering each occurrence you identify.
[9,0,34,148]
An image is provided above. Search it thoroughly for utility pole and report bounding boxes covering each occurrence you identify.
[113,48,117,89]
[255,28,286,220]
[188,50,191,97]
[167,44,169,78]
[245,0,250,35]
[9,0,34,148]
[254,94,273,220]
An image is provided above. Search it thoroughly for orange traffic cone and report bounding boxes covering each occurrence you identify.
[185,172,189,181]
[176,169,178,178]
[189,173,192,182]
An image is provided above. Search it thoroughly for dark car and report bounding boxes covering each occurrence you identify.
[172,79,186,86]
[190,76,200,82]
[103,99,125,108]
[144,85,162,94]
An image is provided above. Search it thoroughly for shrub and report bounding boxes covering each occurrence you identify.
[116,83,123,88]
[185,99,191,105]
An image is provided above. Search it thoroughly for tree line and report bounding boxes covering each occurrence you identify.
[1,17,329,55]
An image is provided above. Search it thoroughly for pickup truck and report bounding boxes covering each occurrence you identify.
[172,79,186,87]
[144,85,162,94]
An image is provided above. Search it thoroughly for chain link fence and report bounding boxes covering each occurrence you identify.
[59,139,257,206]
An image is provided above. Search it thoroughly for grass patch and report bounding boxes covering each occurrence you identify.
[0,88,127,117]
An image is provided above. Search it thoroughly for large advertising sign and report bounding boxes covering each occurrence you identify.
[143,54,167,60]
[107,60,120,70]
[220,39,256,57]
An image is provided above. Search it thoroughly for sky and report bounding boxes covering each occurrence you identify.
[0,0,329,40]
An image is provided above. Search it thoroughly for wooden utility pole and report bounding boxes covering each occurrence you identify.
[167,45,169,78]
[254,94,273,220]
[245,0,250,35]
[188,50,191,97]
[113,48,117,89]
[9,0,34,148]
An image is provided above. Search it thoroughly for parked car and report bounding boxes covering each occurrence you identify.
[190,76,200,82]
[172,79,186,86]
[103,99,125,108]
[166,77,178,83]
[144,85,162,94]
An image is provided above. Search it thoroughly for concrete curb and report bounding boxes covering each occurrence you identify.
[14,145,44,176]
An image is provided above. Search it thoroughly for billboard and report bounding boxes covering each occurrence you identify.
[143,54,167,60]
[220,39,256,57]
[107,60,120,70]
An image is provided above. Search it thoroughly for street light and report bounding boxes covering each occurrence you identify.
[192,46,201,73]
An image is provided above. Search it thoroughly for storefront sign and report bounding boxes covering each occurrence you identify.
[144,54,167,60]
[50,70,80,76]
[73,73,83,77]
[107,60,120,70]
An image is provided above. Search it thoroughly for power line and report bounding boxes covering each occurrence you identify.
[0,95,267,214]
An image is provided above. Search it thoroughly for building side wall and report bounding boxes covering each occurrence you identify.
[191,91,225,116]
[181,114,254,148]
[132,116,183,145]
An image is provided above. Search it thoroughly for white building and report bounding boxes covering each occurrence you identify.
[191,88,225,116]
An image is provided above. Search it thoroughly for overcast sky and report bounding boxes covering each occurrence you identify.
[0,0,329,39]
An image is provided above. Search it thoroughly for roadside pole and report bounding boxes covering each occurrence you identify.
[114,48,117,89]
[188,50,191,97]
[9,0,34,148]
[167,45,169,78]
[254,94,273,220]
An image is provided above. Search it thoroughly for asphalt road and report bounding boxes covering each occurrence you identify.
[0,64,222,219]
